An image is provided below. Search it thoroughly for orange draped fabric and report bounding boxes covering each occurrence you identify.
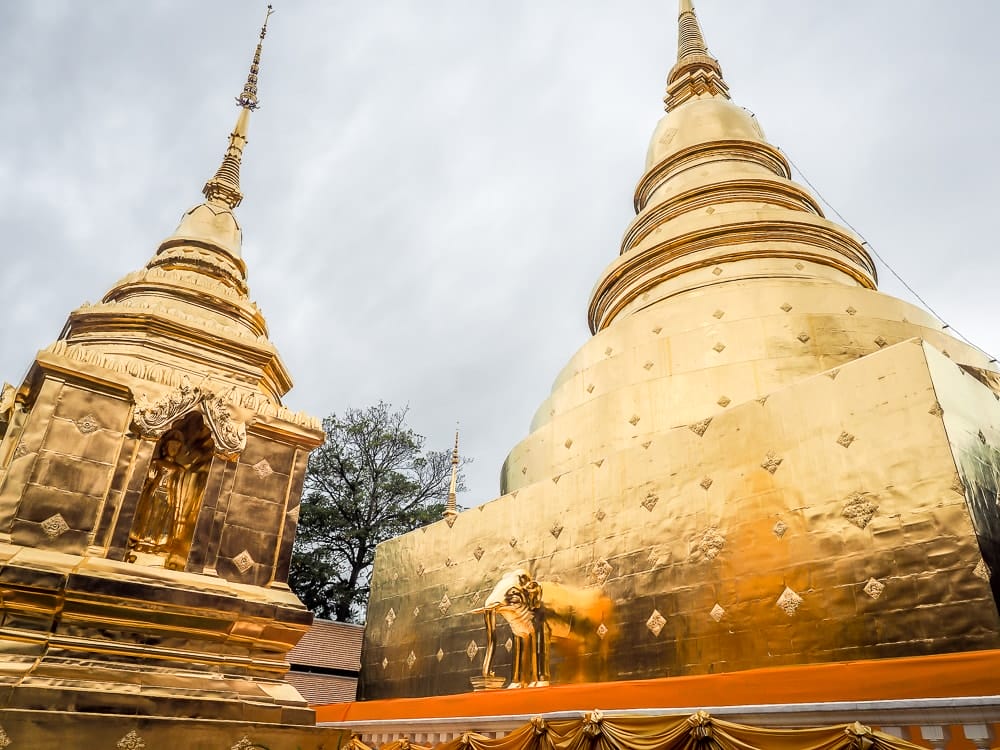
[318,649,1000,723]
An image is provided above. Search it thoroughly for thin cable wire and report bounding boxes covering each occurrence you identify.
[780,148,997,364]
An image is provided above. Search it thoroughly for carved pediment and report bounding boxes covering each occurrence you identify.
[133,378,246,458]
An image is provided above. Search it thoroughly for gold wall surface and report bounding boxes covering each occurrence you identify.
[361,340,1000,698]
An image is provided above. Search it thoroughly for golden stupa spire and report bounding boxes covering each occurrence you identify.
[202,4,274,210]
[665,0,729,110]
[443,427,460,525]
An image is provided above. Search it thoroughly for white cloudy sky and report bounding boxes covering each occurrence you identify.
[2,1,998,504]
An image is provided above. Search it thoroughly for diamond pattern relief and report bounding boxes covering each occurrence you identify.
[592,558,613,585]
[593,458,605,468]
[75,414,100,434]
[696,527,726,561]
[604,347,613,357]
[797,332,811,343]
[251,459,273,479]
[117,730,146,750]
[717,396,731,408]
[641,441,652,449]
[436,648,445,662]
[41,513,69,539]
[641,491,659,512]
[826,369,840,380]
[699,476,713,491]
[233,549,254,574]
[710,604,725,623]
[504,637,513,653]
[776,587,803,616]
[550,521,564,539]
[438,594,452,614]
[652,326,663,335]
[564,438,573,449]
[646,609,667,637]
[794,262,805,270]
[689,418,712,437]
[837,431,856,448]
[596,623,609,640]
[713,309,725,319]
[846,306,857,315]
[586,384,595,393]
[629,414,641,426]
[780,303,792,312]
[232,737,256,750]
[874,336,888,348]
[761,451,783,474]
[595,509,607,522]
[466,640,479,660]
[413,606,421,617]
[473,545,485,561]
[863,578,885,600]
[385,608,397,628]
[712,342,726,353]
[509,536,518,547]
[712,267,723,276]
[975,558,991,581]
[643,360,654,370]
[842,492,878,529]
[929,402,944,417]
[406,650,417,669]
[381,657,388,670]
[773,520,788,539]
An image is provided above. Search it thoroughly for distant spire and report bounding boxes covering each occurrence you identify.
[665,0,730,111]
[444,427,460,526]
[202,5,274,209]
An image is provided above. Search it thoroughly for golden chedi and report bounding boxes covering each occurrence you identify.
[0,8,337,747]
[360,0,1000,699]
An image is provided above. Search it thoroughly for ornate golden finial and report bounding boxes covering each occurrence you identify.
[202,5,274,209]
[665,0,730,111]
[444,427,459,525]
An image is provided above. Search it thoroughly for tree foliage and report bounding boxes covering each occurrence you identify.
[289,403,465,622]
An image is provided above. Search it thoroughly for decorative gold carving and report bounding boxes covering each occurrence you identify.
[406,650,416,668]
[700,476,713,490]
[712,342,726,353]
[592,558,613,585]
[713,309,725,319]
[837,431,856,448]
[641,440,652,449]
[596,623,609,639]
[117,730,146,750]
[231,738,255,750]
[643,360,655,370]
[0,726,9,750]
[604,347,613,357]
[652,326,662,335]
[710,604,725,622]
[757,396,768,405]
[629,414,641,426]
[773,520,788,539]
[761,451,783,474]
[593,458,605,468]
[595,509,607,522]
[12,443,27,460]
[928,402,944,417]
[473,545,485,561]
[712,267,723,276]
[863,578,885,600]
[41,513,69,539]
[466,641,479,660]
[436,648,444,662]
[796,332,811,343]
[232,549,254,574]
[846,306,857,315]
[550,521,564,539]
[564,438,573,449]
[689,418,712,437]
[133,378,247,458]
[717,396,730,408]
[794,262,805,270]
[413,606,420,617]
[445,514,457,528]
[509,536,518,547]
[842,492,878,529]
[695,527,725,561]
[381,657,388,670]
[445,557,457,567]
[251,458,273,478]
[127,413,214,568]
[826,369,840,380]
[586,384,595,393]
[385,608,396,628]
[75,413,100,434]
[646,609,667,637]
[438,594,452,615]
[974,558,991,581]
[874,336,888,348]
[780,303,792,312]
[641,491,659,512]
[776,586,803,616]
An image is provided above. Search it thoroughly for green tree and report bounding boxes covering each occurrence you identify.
[289,403,466,622]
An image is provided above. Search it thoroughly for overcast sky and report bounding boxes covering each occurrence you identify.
[2,2,998,505]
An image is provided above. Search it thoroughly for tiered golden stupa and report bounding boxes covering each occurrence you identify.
[353,0,1000,707]
[0,8,344,748]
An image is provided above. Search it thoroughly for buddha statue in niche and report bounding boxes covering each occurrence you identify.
[127,412,214,568]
